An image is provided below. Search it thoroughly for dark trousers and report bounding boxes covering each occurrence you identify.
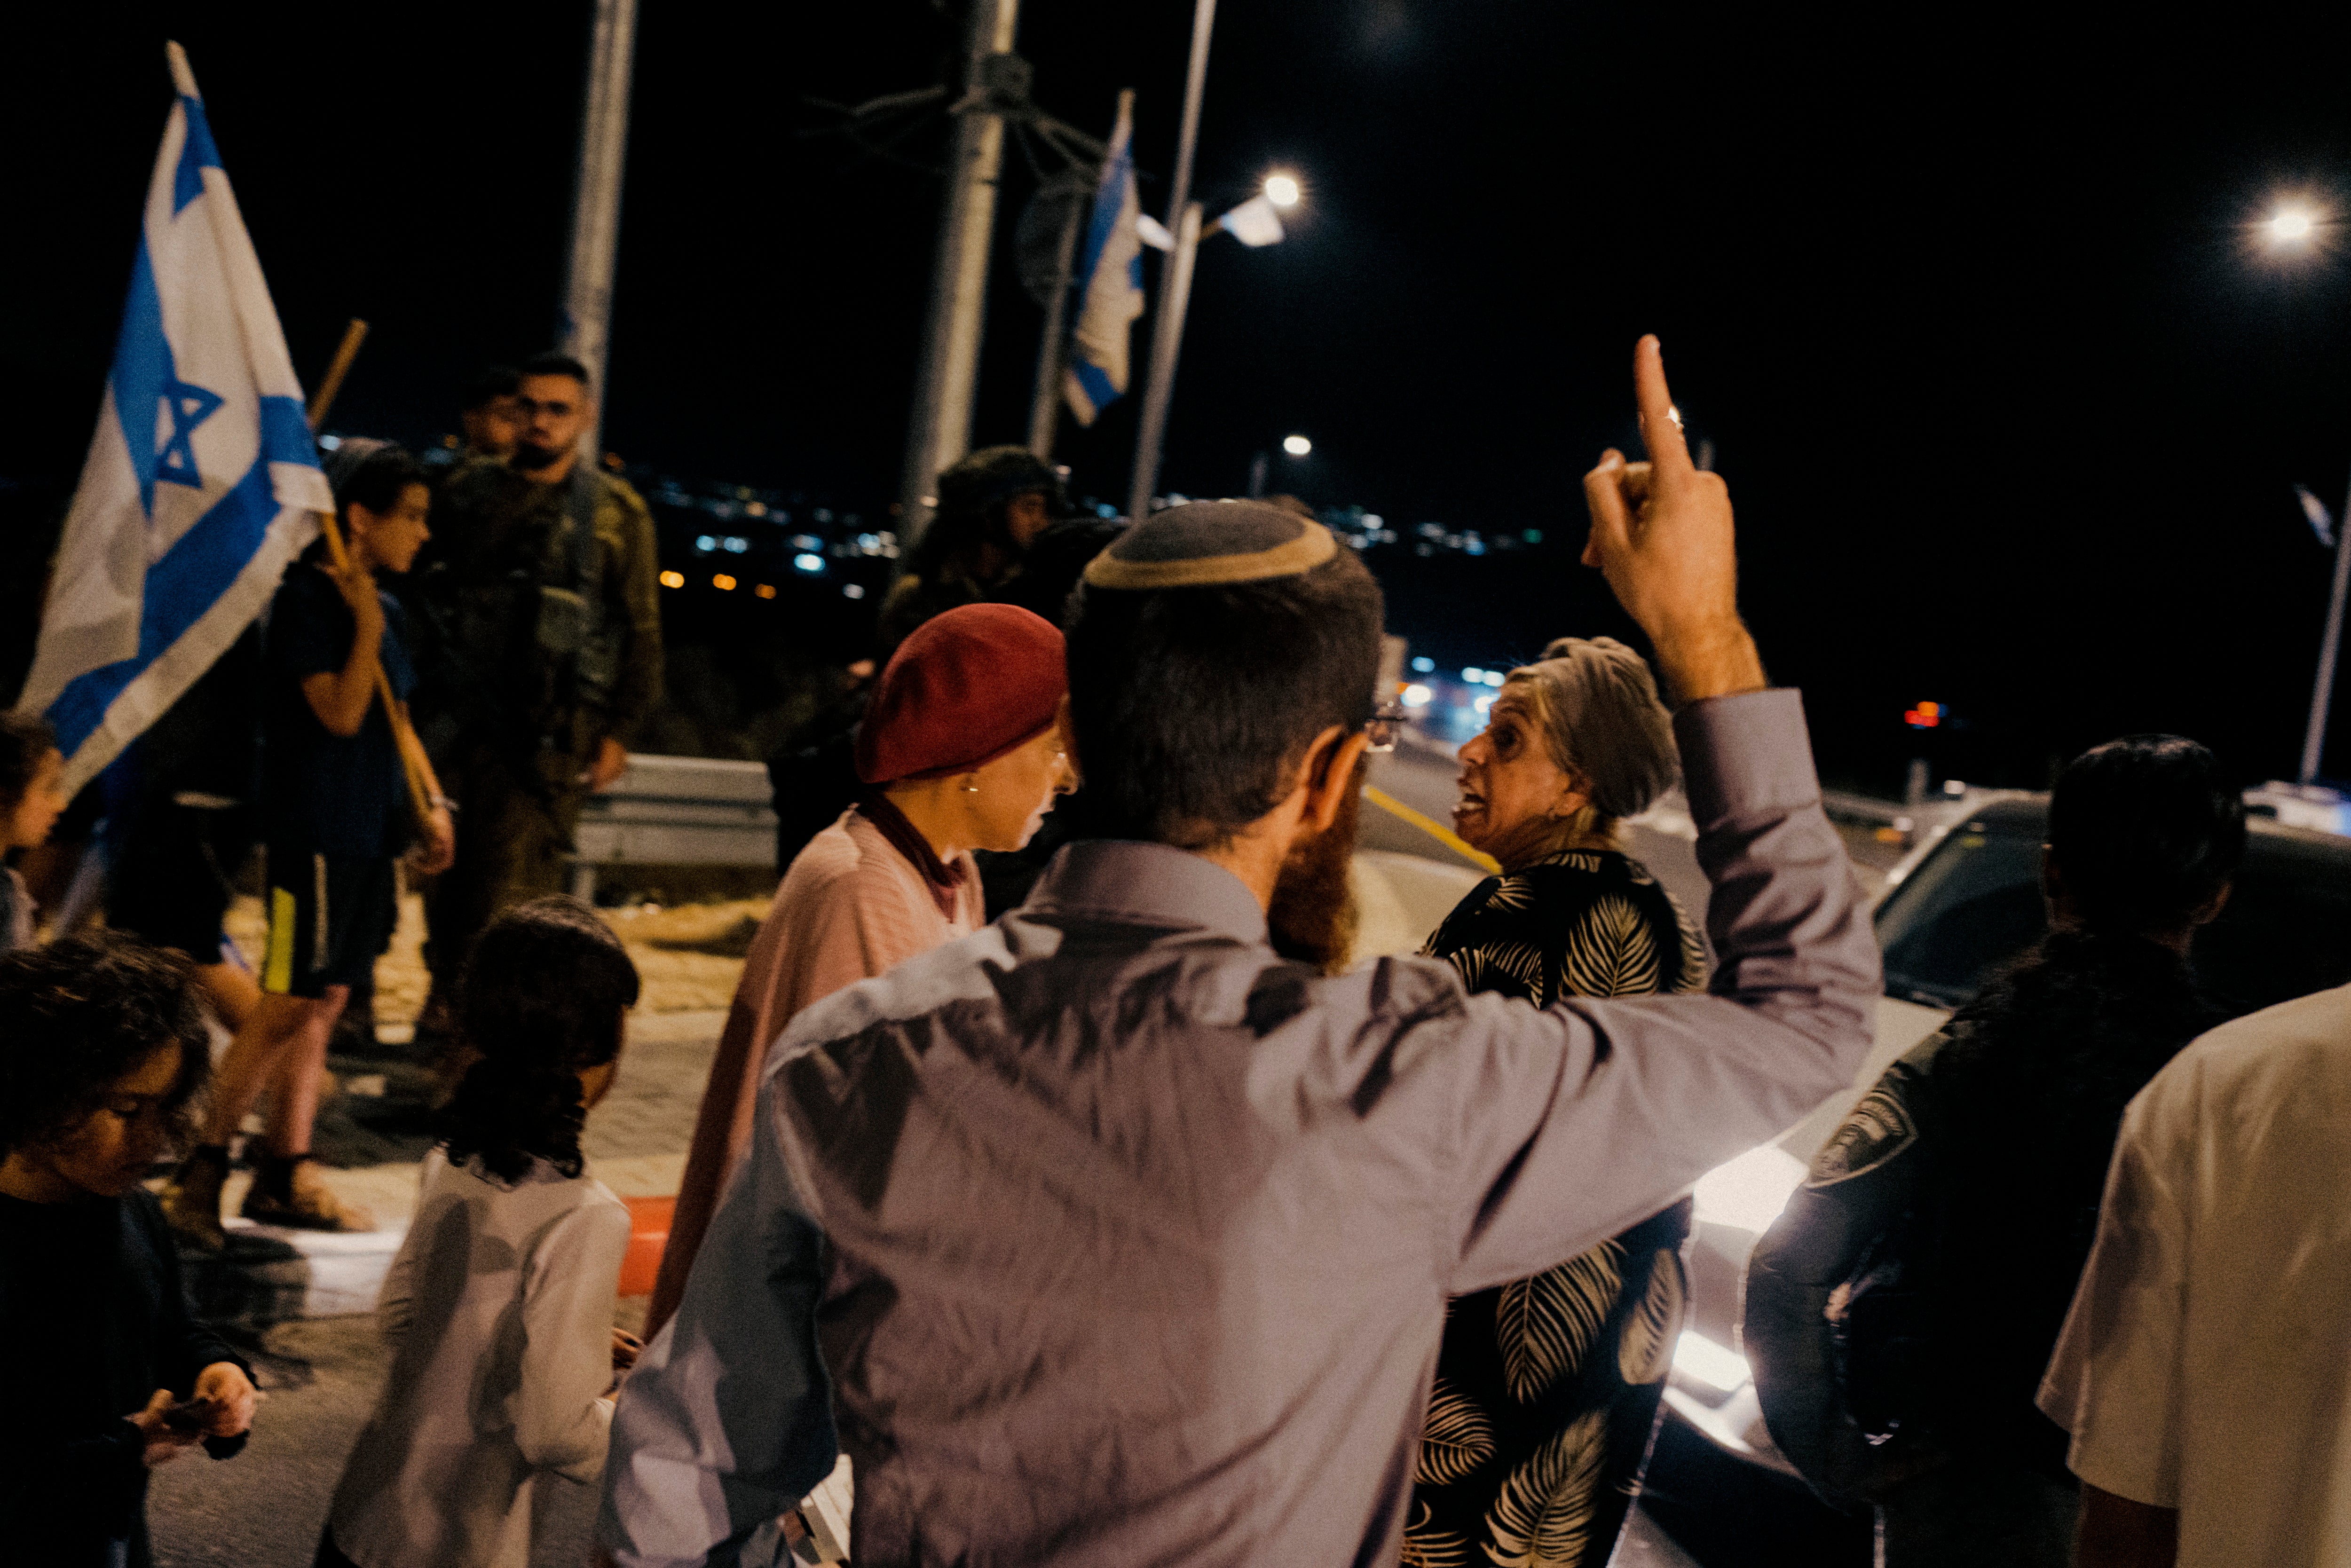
[1877,1453,2079,1567]
[422,745,587,988]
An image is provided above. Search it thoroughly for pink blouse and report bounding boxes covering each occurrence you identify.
[647,805,979,1333]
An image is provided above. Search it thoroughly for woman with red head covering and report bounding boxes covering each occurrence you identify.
[647,604,1072,1336]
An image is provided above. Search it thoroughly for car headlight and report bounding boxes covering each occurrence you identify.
[1690,1144,1808,1235]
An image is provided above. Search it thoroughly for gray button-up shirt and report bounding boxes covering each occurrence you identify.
[603,688,1879,1567]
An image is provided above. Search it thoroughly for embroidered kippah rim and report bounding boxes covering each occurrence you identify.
[1083,521,1338,590]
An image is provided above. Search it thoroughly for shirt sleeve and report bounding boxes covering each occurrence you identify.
[1744,1046,1934,1501]
[1438,688,1882,1292]
[511,1196,633,1483]
[600,1067,838,1568]
[603,485,665,748]
[2036,1077,2191,1507]
[270,574,349,681]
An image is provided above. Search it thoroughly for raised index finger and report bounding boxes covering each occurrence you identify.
[1633,335,1695,479]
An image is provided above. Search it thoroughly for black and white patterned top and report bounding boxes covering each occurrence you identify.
[1405,847,1706,1568]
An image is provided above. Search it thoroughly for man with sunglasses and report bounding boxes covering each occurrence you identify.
[410,351,663,1041]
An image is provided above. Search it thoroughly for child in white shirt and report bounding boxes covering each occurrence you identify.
[317,896,641,1568]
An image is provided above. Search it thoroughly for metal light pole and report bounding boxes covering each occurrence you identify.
[559,0,639,465]
[2300,470,2351,782]
[900,0,1023,552]
[1127,0,1217,520]
[1026,188,1086,459]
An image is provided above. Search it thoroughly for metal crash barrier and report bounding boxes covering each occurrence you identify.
[570,753,779,901]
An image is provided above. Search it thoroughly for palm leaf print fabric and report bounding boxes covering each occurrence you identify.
[1412,848,1703,1568]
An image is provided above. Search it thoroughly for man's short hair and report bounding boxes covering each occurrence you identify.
[463,364,521,411]
[2051,734,2246,932]
[0,935,211,1158]
[1065,502,1384,849]
[519,350,592,390]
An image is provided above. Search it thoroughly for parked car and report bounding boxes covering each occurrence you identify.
[1658,792,2351,1482]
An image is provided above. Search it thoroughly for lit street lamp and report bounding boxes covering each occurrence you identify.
[2263,197,2351,781]
[1282,433,1311,457]
[1128,168,1307,518]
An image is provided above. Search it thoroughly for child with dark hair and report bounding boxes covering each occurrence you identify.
[1,708,70,950]
[1748,734,2248,1565]
[0,935,258,1566]
[161,444,456,1247]
[317,895,639,1568]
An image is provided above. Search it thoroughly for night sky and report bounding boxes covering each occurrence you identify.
[15,3,2351,795]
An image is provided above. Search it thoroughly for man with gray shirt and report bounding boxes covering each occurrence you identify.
[601,337,1881,1567]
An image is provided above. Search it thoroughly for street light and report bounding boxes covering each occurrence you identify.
[2270,204,2319,246]
[1264,172,1301,208]
[2262,199,2351,781]
[1283,433,1312,457]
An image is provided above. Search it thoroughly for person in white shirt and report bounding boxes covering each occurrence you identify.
[2038,981,2351,1568]
[316,896,641,1568]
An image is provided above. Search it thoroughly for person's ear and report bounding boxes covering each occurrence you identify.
[2191,879,2232,927]
[1299,726,1369,834]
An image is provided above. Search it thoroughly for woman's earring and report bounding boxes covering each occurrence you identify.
[961,777,980,794]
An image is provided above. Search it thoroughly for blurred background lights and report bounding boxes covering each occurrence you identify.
[1402,683,1432,708]
[1282,433,1312,457]
[793,552,825,574]
[1904,699,1944,729]
[1264,172,1301,208]
[1462,666,1485,683]
[658,569,684,589]
[1410,655,1435,673]
[1473,693,1495,715]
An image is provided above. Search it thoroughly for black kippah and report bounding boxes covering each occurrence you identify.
[1083,500,1336,591]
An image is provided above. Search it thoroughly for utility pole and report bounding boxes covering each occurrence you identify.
[560,0,639,465]
[1127,0,1217,521]
[899,0,1023,553]
[2300,469,2351,782]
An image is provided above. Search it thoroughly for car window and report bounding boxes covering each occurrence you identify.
[2193,839,2351,1015]
[1875,827,2045,1008]
[1876,819,2351,1018]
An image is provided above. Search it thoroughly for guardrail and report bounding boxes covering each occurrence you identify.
[570,754,778,901]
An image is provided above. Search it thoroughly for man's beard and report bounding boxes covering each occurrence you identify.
[510,439,567,473]
[1267,759,1365,975]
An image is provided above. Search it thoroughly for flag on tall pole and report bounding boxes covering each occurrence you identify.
[1062,90,1144,427]
[16,41,332,795]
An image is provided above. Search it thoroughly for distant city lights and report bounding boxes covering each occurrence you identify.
[793,552,825,574]
[1463,667,1485,683]
[1282,434,1312,457]
[1410,656,1435,673]
[712,574,737,591]
[755,583,777,599]
[843,583,866,599]
[1904,700,1944,729]
[1474,693,1495,714]
[658,570,684,589]
[1402,684,1432,708]
[694,535,717,553]
[1264,173,1302,209]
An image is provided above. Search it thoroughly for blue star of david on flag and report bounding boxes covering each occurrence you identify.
[156,377,224,491]
[15,41,333,793]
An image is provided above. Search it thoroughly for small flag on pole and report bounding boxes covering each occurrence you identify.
[16,42,333,794]
[1063,91,1145,428]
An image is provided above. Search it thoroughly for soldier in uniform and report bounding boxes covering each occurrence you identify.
[411,351,663,1039]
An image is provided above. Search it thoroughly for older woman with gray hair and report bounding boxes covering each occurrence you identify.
[1404,635,1707,1568]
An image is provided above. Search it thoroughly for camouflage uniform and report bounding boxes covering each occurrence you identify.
[412,457,663,987]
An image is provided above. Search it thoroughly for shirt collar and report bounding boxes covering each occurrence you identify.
[857,794,966,918]
[1021,840,1269,946]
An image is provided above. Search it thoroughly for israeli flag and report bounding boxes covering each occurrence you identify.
[17,41,333,794]
[1063,92,1144,427]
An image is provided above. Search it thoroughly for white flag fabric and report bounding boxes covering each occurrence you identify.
[1217,194,1286,248]
[1062,96,1145,428]
[17,41,332,794]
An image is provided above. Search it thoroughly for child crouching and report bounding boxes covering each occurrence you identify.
[317,896,640,1568]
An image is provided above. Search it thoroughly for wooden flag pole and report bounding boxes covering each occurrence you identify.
[305,317,440,835]
[307,318,369,427]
